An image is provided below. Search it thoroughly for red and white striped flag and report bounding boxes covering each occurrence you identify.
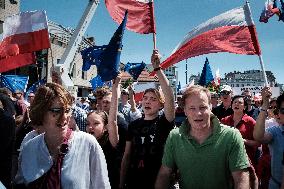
[158,3,261,70]
[105,0,156,34]
[0,11,50,72]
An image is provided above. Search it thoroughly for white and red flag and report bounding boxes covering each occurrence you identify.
[0,10,50,72]
[158,3,261,71]
[105,0,156,34]
[214,68,221,86]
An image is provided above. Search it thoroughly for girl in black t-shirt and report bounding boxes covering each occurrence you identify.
[87,76,121,189]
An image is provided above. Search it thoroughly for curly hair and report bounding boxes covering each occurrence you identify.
[29,83,72,126]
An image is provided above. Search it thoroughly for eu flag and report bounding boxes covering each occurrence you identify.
[124,62,146,80]
[25,78,46,98]
[0,75,29,93]
[198,58,214,87]
[81,11,128,81]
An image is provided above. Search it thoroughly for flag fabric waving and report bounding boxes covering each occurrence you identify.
[0,75,29,93]
[124,62,146,80]
[105,0,156,34]
[0,53,35,73]
[81,11,128,81]
[81,45,107,71]
[214,68,221,87]
[198,58,214,87]
[89,75,111,90]
[157,3,261,71]
[0,10,50,72]
[25,78,46,97]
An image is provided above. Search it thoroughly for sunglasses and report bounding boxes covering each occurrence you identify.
[48,107,71,114]
[268,106,277,109]
[220,91,231,96]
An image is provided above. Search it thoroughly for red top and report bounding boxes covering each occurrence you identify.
[221,114,258,167]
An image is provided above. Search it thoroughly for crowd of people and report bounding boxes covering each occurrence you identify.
[0,50,283,189]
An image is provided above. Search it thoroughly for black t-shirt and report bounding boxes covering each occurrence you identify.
[0,109,16,188]
[212,103,233,120]
[99,135,120,189]
[126,114,174,189]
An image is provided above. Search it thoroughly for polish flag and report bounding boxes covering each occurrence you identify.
[105,0,156,34]
[159,3,261,70]
[214,68,221,86]
[0,11,50,72]
[133,82,156,102]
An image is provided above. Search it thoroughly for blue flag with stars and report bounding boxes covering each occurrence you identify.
[124,62,146,80]
[81,45,107,71]
[25,78,46,98]
[198,58,214,87]
[0,75,29,93]
[90,75,111,90]
[81,11,128,81]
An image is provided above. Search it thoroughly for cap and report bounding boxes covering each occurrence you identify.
[220,85,232,92]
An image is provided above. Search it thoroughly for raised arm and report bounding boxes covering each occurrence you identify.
[151,50,175,122]
[128,85,137,113]
[253,87,273,143]
[107,75,120,148]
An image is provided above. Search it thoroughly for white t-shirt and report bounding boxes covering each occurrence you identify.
[16,131,110,189]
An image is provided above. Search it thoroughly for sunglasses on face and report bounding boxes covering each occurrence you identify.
[48,107,71,114]
[268,106,277,109]
[220,91,231,96]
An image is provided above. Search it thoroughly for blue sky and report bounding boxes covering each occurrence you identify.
[21,0,284,87]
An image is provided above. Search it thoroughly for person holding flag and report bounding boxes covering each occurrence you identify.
[119,50,175,189]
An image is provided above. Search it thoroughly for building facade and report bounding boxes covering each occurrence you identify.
[0,0,20,33]
[221,70,276,87]
[47,20,97,97]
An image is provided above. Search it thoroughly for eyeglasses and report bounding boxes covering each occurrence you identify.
[48,107,71,114]
[220,91,231,96]
[268,106,277,109]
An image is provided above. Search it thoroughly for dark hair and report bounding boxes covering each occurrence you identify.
[94,87,111,99]
[30,83,72,126]
[0,93,16,116]
[87,111,108,126]
[231,95,248,110]
[276,93,284,110]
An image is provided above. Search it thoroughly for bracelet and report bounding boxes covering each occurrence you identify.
[154,66,161,71]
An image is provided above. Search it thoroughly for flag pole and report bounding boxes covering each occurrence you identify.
[150,0,157,49]
[245,1,269,86]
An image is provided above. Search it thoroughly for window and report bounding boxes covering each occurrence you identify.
[0,0,5,9]
[82,71,87,80]
[236,84,239,87]
[241,84,244,87]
